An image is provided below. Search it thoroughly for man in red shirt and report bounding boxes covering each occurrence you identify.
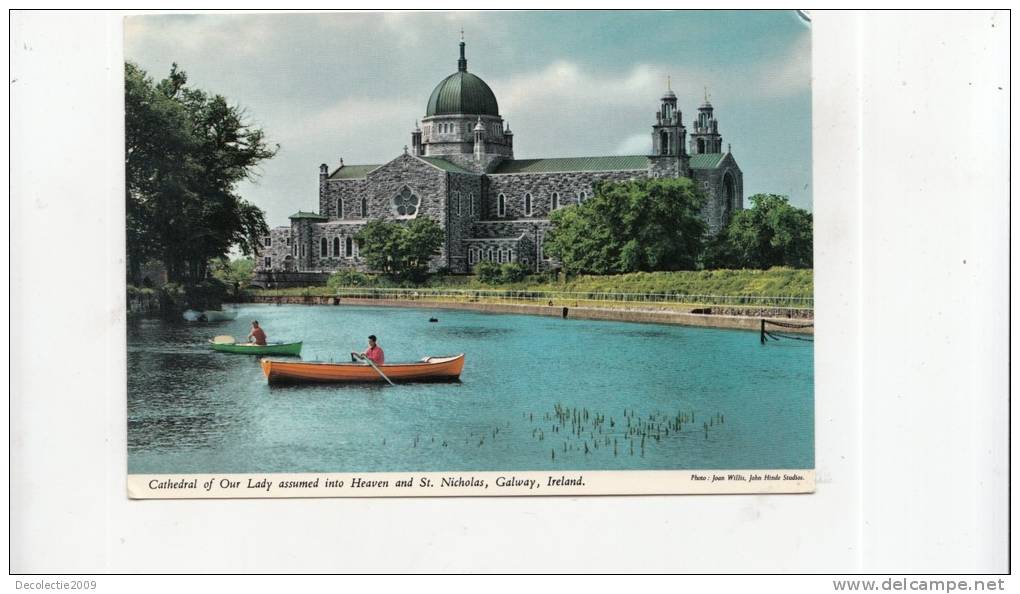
[352,335,384,365]
[248,320,267,346]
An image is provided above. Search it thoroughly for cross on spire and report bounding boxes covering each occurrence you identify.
[667,75,671,91]
[457,32,467,72]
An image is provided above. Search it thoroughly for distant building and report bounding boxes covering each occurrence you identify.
[255,41,742,284]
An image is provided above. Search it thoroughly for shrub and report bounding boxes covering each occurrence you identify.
[327,269,373,288]
[499,262,528,283]
[474,261,503,285]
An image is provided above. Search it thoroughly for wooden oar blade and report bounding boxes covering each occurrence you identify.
[212,335,236,344]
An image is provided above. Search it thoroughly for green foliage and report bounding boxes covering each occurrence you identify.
[499,262,529,283]
[474,261,503,284]
[126,285,156,297]
[252,267,812,301]
[355,218,445,282]
[544,267,813,297]
[125,62,278,284]
[472,261,532,285]
[326,269,373,288]
[543,178,707,275]
[707,194,813,269]
[210,257,255,288]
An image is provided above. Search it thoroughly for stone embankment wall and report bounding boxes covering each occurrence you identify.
[246,295,813,334]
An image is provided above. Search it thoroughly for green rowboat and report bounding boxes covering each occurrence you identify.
[209,341,303,356]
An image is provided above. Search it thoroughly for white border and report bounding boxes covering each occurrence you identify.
[8,10,1010,573]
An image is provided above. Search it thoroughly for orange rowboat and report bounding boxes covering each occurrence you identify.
[260,354,465,384]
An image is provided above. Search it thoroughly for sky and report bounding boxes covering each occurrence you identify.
[125,11,812,228]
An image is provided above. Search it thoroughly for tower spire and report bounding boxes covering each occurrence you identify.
[458,33,467,72]
[667,75,671,91]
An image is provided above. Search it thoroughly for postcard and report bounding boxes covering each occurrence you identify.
[125,10,814,498]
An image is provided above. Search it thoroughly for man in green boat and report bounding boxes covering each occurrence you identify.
[248,320,267,346]
[351,335,384,365]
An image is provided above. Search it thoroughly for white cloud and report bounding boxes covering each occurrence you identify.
[125,15,282,60]
[753,33,811,99]
[614,134,650,155]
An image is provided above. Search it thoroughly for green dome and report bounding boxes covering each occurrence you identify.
[426,71,499,117]
[425,42,499,117]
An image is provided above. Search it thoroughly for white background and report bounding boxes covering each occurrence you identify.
[8,10,1010,574]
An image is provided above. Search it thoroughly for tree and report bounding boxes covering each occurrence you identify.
[210,256,255,288]
[543,178,707,275]
[125,62,277,284]
[474,261,503,284]
[706,194,813,269]
[355,218,445,281]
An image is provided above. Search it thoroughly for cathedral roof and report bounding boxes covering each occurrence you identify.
[329,164,380,179]
[688,153,726,169]
[492,155,650,174]
[426,42,499,117]
[419,157,476,174]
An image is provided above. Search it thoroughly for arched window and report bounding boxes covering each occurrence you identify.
[337,198,343,218]
[497,194,506,217]
[488,248,494,262]
[509,250,515,262]
[723,172,736,215]
[469,249,476,265]
[345,237,353,258]
[360,197,367,217]
[320,237,328,257]
[551,192,559,211]
[697,138,705,153]
[524,193,532,216]
[332,237,340,257]
[578,190,588,204]
[660,130,669,155]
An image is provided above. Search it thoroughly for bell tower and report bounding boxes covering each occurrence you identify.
[649,77,689,177]
[689,87,723,154]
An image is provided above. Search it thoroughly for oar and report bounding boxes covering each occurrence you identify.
[212,335,236,345]
[357,354,395,386]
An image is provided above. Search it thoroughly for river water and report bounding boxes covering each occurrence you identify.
[128,304,813,473]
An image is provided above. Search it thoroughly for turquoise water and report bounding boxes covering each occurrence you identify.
[127,304,813,473]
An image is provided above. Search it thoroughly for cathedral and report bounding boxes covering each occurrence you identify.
[254,40,742,284]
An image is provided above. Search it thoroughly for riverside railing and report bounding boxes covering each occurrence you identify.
[329,287,814,310]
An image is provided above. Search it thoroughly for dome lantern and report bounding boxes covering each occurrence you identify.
[425,41,500,117]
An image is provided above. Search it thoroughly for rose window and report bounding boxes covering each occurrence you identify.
[393,187,420,217]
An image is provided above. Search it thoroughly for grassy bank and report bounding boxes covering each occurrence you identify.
[251,267,812,301]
